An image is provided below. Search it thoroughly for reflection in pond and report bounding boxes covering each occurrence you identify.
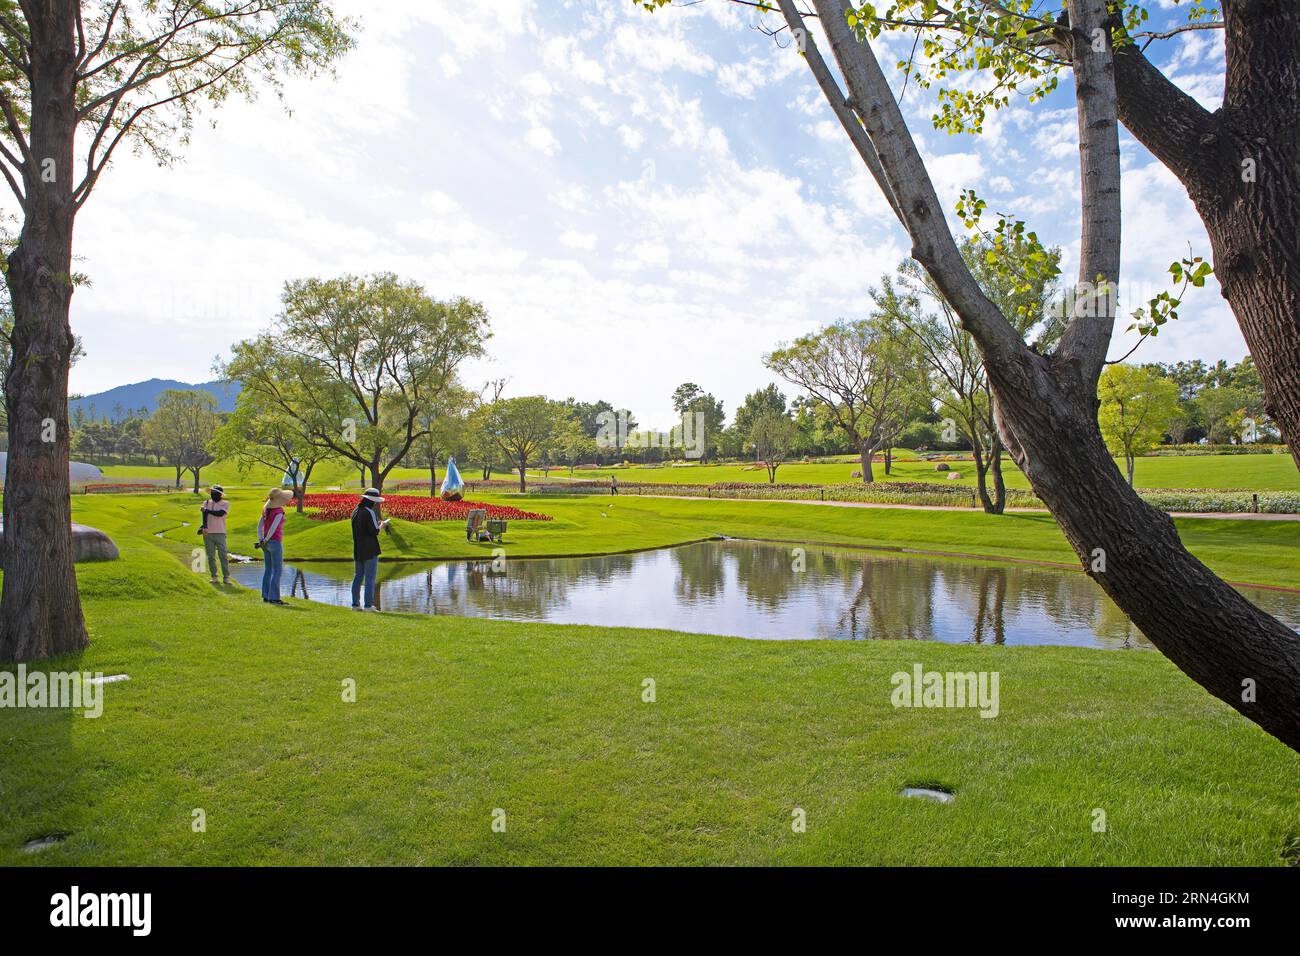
[229,540,1300,649]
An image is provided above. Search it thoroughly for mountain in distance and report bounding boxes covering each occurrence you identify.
[69,378,241,418]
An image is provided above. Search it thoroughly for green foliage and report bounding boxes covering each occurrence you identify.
[1128,254,1214,338]
[954,189,1062,326]
[210,386,332,488]
[747,409,799,481]
[1098,363,1181,482]
[765,315,926,464]
[226,274,490,488]
[142,389,222,488]
[0,2,354,202]
[556,418,598,473]
[1195,384,1253,444]
[480,396,573,489]
[733,383,788,439]
[843,2,1221,135]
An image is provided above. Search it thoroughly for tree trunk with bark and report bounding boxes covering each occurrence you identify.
[990,352,1300,750]
[1111,2,1300,471]
[783,0,1300,750]
[988,438,1006,514]
[0,5,87,662]
[858,442,874,483]
[972,442,992,512]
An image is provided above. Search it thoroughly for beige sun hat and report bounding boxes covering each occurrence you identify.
[360,487,385,503]
[266,488,294,507]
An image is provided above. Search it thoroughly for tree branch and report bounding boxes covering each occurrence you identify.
[1111,39,1222,191]
[798,0,1027,376]
[775,0,902,225]
[1054,0,1123,386]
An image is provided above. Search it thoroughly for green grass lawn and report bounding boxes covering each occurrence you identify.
[98,450,1300,493]
[1,490,1297,865]
[109,488,1300,588]
[3,585,1298,865]
[558,451,1300,492]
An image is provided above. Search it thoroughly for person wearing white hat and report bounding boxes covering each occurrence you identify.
[199,484,231,585]
[257,487,294,604]
[350,488,390,610]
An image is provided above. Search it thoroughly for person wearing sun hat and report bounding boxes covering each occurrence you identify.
[350,488,390,611]
[257,487,294,605]
[198,484,231,585]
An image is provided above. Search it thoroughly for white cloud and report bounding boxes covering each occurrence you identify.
[525,125,561,156]
[617,124,645,149]
[559,230,598,251]
[49,0,1253,423]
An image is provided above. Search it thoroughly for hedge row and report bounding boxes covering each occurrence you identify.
[1146,444,1289,456]
[507,479,1298,515]
[1137,490,1300,514]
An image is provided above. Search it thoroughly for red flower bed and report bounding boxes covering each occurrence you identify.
[82,483,171,494]
[299,494,552,523]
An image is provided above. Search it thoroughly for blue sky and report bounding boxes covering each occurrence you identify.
[57,0,1236,428]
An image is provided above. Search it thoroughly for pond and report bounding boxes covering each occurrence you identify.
[229,539,1300,649]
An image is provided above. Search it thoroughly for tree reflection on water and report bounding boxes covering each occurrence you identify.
[230,541,1299,648]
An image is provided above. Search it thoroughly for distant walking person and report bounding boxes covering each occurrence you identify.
[199,484,231,585]
[610,474,618,496]
[257,488,293,605]
[351,488,390,611]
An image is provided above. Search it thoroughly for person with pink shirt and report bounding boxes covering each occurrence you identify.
[256,488,293,604]
[199,484,232,585]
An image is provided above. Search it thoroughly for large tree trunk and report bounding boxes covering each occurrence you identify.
[1194,173,1300,471]
[858,442,874,483]
[988,437,1006,514]
[788,0,1300,750]
[992,357,1300,750]
[1112,3,1300,471]
[517,459,527,493]
[0,3,87,662]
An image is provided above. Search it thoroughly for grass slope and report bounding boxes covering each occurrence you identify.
[2,582,1297,866]
[102,489,1300,588]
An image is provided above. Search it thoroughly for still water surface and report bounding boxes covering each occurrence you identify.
[230,540,1300,648]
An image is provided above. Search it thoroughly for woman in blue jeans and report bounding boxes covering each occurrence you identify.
[351,488,390,610]
[258,488,294,604]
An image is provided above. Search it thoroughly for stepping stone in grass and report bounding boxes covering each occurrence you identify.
[85,674,130,686]
[901,787,955,804]
[21,833,67,853]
